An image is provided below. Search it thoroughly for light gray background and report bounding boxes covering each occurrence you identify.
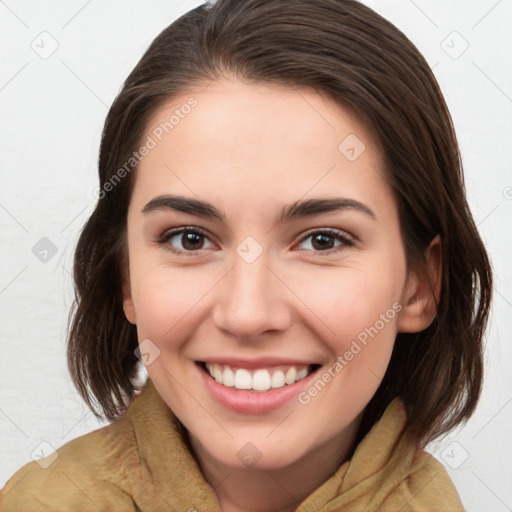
[1,0,511,509]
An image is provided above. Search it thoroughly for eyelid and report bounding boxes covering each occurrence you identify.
[157,226,216,253]
[293,227,355,255]
[158,225,208,242]
[157,225,355,256]
[296,227,354,244]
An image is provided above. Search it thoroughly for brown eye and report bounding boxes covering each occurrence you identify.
[159,227,214,254]
[297,229,354,254]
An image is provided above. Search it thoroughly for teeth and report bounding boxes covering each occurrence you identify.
[223,366,235,387]
[213,365,223,383]
[204,363,312,391]
[234,369,252,390]
[285,367,297,385]
[271,370,285,388]
[297,368,308,380]
[252,369,271,391]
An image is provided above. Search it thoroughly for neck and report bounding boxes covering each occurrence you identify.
[188,419,362,512]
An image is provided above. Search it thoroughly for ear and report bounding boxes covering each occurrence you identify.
[120,255,136,325]
[397,236,442,333]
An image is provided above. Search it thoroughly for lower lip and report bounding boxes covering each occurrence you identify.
[198,363,318,414]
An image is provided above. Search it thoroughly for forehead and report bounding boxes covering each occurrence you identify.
[144,77,381,160]
[131,77,392,219]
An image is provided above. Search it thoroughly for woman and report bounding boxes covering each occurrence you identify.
[1,0,492,510]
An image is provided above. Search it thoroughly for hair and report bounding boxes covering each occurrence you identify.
[67,0,493,446]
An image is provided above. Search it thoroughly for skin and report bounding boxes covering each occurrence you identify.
[122,76,441,512]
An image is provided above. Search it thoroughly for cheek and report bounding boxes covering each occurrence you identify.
[294,265,402,359]
[130,265,204,342]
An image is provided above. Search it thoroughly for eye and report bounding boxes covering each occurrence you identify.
[295,229,354,255]
[157,227,354,256]
[158,227,215,254]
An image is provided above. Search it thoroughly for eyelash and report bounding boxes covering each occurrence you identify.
[157,226,355,257]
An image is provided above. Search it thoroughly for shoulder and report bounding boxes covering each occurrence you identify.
[382,449,465,511]
[0,414,139,512]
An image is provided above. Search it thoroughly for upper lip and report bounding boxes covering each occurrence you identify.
[198,357,321,369]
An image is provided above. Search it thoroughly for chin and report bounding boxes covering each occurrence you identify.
[199,434,311,472]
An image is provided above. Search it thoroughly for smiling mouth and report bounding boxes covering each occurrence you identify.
[197,362,321,392]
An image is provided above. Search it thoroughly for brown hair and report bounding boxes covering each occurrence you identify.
[67,0,493,445]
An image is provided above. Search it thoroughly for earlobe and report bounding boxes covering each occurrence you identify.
[397,236,442,333]
[120,256,136,325]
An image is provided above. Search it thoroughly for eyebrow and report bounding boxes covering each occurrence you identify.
[142,194,377,223]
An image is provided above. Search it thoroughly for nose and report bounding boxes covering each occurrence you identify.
[211,253,292,342]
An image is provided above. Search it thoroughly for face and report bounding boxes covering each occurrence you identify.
[122,76,428,471]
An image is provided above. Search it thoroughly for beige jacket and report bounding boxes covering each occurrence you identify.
[0,378,464,511]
